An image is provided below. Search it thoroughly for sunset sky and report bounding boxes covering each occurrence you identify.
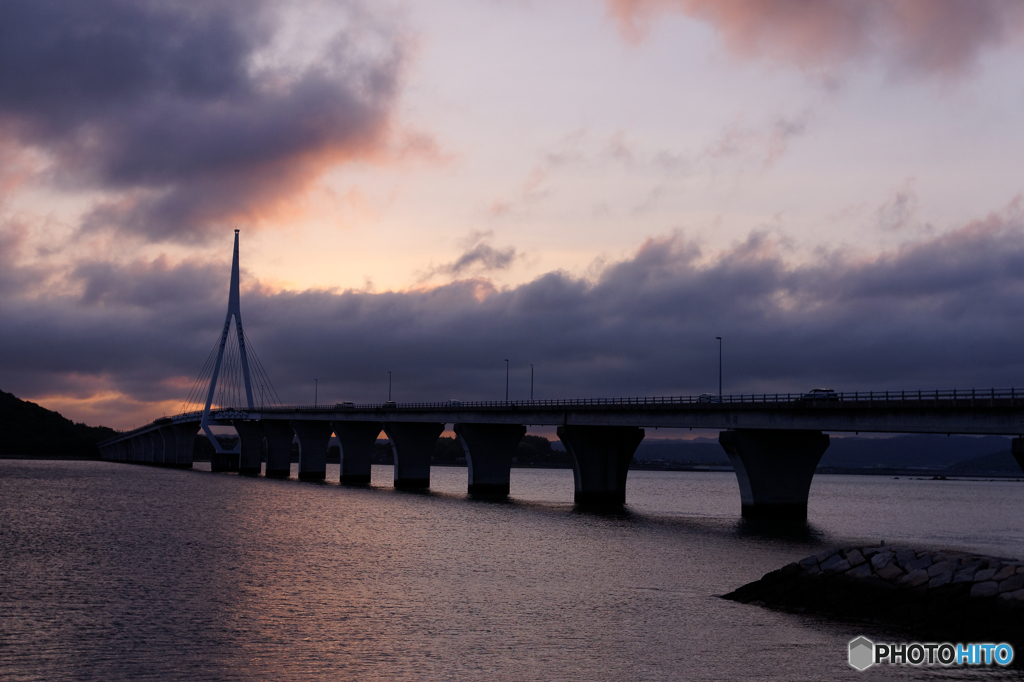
[3,0,1024,430]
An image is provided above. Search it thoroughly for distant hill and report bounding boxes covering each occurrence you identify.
[633,437,729,465]
[629,434,1021,476]
[820,434,1012,470]
[945,450,1021,476]
[0,390,117,459]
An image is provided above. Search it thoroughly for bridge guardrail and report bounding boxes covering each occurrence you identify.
[190,386,1022,415]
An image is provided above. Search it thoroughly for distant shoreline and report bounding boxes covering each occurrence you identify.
[0,453,100,461]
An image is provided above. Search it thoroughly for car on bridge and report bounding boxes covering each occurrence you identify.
[800,388,840,401]
[698,394,721,403]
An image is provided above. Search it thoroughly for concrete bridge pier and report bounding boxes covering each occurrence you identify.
[127,436,140,462]
[152,430,166,465]
[233,420,265,476]
[157,427,177,467]
[292,420,334,482]
[171,423,198,468]
[455,423,526,496]
[332,421,382,485]
[262,421,294,478]
[210,438,239,473]
[141,432,156,464]
[557,425,645,505]
[384,422,444,489]
[1012,438,1024,473]
[718,429,830,520]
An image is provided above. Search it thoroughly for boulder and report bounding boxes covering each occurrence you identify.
[899,569,930,588]
[723,545,1024,645]
[876,563,905,581]
[970,581,1000,598]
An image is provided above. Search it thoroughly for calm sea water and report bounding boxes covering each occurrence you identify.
[1,460,1021,681]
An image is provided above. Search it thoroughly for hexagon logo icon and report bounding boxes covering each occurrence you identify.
[849,636,875,671]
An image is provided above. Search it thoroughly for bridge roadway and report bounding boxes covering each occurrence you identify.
[98,388,1024,520]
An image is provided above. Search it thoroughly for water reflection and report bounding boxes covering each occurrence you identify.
[8,461,1012,680]
[733,518,825,545]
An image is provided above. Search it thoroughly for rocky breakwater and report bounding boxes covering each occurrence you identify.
[724,546,1024,643]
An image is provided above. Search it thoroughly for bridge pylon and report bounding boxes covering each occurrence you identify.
[200,230,255,454]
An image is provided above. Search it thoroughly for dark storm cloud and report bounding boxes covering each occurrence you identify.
[3,212,1024,423]
[0,0,403,242]
[0,255,228,404]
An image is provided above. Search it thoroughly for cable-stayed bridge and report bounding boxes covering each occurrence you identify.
[99,233,1024,519]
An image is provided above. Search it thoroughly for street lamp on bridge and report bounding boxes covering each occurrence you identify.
[716,337,722,398]
[505,359,509,403]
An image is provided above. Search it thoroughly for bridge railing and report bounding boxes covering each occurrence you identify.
[192,387,1021,415]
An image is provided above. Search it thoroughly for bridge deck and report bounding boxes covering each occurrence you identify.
[101,388,1024,444]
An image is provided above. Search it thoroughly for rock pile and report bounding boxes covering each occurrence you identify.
[724,546,1024,643]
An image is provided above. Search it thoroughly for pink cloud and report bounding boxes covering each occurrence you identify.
[607,0,1024,77]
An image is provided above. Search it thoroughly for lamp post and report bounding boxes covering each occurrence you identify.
[716,337,722,398]
[314,379,318,407]
[388,371,392,402]
[530,364,534,401]
[505,359,509,402]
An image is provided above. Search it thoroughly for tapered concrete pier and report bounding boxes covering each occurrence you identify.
[210,438,239,472]
[292,420,333,481]
[263,421,294,478]
[141,431,156,464]
[1012,438,1024,473]
[718,429,830,520]
[156,426,174,466]
[384,422,444,489]
[557,425,644,505]
[151,429,166,464]
[455,423,526,496]
[170,423,198,468]
[333,421,382,485]
[233,420,265,476]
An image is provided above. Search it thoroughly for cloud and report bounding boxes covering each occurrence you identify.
[606,0,1024,78]
[423,231,519,280]
[875,179,920,232]
[0,0,407,242]
[489,116,811,222]
[3,202,1024,428]
[0,221,49,296]
[703,110,810,168]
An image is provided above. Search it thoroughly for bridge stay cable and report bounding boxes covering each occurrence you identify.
[178,338,221,417]
[242,330,282,409]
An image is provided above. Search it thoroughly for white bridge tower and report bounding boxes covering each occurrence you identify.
[200,229,255,452]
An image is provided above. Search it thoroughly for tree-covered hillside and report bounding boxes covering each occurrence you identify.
[0,390,117,458]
